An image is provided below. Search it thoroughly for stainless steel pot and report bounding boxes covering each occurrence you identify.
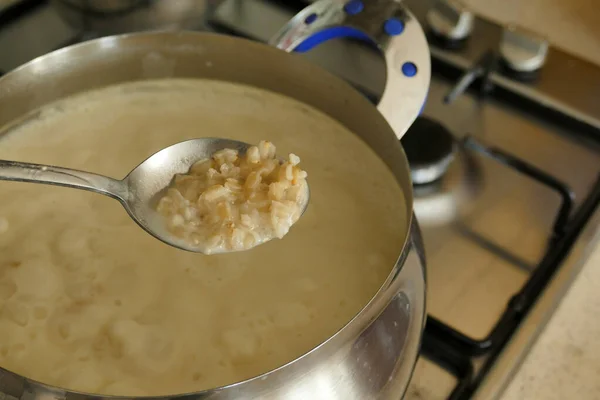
[0,31,426,400]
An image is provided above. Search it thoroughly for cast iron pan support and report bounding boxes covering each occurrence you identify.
[424,136,576,399]
[426,135,575,358]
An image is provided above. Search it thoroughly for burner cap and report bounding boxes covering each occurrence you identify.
[401,117,456,185]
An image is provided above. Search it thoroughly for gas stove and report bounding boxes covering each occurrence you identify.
[1,1,600,399]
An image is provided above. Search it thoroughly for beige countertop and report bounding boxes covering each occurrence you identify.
[463,0,600,66]
[497,239,600,399]
[459,1,600,399]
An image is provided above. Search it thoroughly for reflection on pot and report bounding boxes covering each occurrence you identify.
[51,0,216,36]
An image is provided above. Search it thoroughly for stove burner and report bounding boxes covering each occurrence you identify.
[401,116,456,185]
[427,31,469,51]
[411,139,483,228]
[499,59,541,83]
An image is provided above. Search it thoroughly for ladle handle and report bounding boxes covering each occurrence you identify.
[0,160,127,201]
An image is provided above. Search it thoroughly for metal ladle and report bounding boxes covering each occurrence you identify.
[0,138,310,253]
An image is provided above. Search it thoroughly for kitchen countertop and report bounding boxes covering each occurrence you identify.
[463,0,600,66]
[497,237,600,400]
[462,1,600,399]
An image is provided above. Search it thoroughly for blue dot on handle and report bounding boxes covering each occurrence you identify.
[402,62,418,77]
[343,0,364,16]
[304,13,318,24]
[384,18,405,36]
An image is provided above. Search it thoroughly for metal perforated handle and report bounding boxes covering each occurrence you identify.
[269,0,431,139]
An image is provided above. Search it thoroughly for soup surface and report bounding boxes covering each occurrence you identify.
[0,79,406,396]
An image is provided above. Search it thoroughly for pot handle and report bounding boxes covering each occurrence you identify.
[269,0,431,140]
